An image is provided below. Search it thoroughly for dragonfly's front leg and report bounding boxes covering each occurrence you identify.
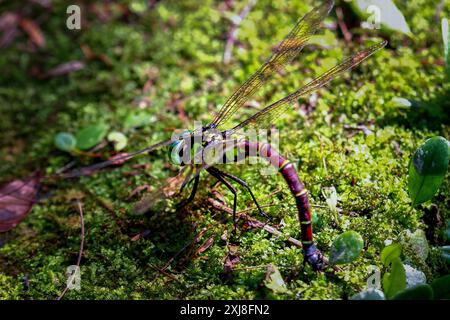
[208,167,269,221]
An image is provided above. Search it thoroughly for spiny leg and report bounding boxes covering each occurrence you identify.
[177,175,200,209]
[206,168,238,234]
[208,167,270,221]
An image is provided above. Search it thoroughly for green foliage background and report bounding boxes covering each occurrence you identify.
[0,0,449,299]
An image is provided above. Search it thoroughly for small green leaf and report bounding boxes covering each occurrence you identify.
[75,124,109,150]
[390,97,412,108]
[329,231,364,265]
[382,257,406,299]
[129,0,147,14]
[408,136,450,205]
[391,284,433,300]
[350,289,385,300]
[54,132,77,152]
[123,111,155,129]
[430,275,450,299]
[351,0,412,36]
[107,131,128,151]
[264,264,287,293]
[381,243,402,267]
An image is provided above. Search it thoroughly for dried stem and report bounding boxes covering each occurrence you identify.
[56,199,85,300]
[335,7,352,44]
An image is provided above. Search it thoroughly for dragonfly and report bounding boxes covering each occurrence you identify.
[1,0,386,271]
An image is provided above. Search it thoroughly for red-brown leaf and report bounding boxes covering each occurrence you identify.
[44,61,85,77]
[0,176,40,232]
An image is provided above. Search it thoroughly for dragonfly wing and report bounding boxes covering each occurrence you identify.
[229,40,387,132]
[210,0,334,130]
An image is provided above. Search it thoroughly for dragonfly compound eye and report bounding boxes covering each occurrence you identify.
[170,140,186,165]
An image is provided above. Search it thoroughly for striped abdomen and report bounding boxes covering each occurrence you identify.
[238,140,325,270]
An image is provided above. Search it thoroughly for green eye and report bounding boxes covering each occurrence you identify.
[170,140,184,165]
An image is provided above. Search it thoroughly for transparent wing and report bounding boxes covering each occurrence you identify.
[210,0,334,130]
[229,40,387,132]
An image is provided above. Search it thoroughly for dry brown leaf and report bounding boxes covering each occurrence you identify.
[19,18,45,48]
[0,176,40,232]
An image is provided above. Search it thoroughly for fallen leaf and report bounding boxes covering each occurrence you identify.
[0,176,40,232]
[130,230,151,242]
[80,44,113,66]
[163,174,185,197]
[80,44,95,59]
[196,237,214,255]
[126,184,152,200]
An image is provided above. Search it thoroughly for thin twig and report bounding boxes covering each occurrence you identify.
[223,0,257,64]
[235,202,278,215]
[56,199,85,300]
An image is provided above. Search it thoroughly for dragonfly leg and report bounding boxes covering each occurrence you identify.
[206,168,238,234]
[208,167,269,221]
[177,175,200,208]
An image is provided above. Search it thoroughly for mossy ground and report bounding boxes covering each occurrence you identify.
[0,0,449,299]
